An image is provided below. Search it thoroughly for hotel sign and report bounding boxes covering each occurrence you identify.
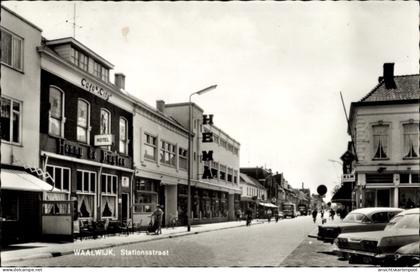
[94,134,114,146]
[342,173,356,182]
[56,138,130,168]
[81,78,112,101]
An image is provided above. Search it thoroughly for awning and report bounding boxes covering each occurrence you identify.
[331,182,353,203]
[1,169,55,192]
[258,202,278,208]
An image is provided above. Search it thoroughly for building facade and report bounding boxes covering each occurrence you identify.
[38,37,135,234]
[348,63,419,209]
[1,6,46,244]
[164,102,242,223]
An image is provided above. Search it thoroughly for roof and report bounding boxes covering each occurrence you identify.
[239,173,265,189]
[348,74,419,135]
[46,37,114,69]
[349,207,404,215]
[360,75,419,103]
[1,5,42,32]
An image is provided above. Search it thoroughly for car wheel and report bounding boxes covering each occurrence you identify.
[349,255,363,264]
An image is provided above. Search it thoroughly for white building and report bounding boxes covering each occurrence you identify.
[348,63,419,208]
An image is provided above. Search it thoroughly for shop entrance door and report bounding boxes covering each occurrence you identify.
[122,193,129,221]
[159,184,166,226]
[377,189,390,207]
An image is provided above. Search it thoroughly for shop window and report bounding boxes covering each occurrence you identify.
[46,165,71,193]
[77,99,90,143]
[119,117,128,154]
[134,179,157,213]
[144,133,157,161]
[403,123,419,159]
[1,28,23,71]
[1,192,18,221]
[1,96,21,144]
[49,87,65,137]
[101,174,118,218]
[372,124,389,160]
[399,188,420,208]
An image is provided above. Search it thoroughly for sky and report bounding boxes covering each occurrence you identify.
[3,1,419,201]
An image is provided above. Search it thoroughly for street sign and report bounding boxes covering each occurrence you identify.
[94,134,113,146]
[317,185,327,196]
[341,174,355,182]
[121,176,130,188]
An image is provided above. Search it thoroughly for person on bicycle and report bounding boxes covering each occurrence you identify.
[245,208,253,226]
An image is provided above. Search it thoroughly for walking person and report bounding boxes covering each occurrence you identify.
[267,209,272,223]
[152,205,164,235]
[329,209,335,220]
[245,208,253,226]
[312,208,318,223]
[275,211,280,223]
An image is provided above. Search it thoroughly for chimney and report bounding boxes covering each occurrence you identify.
[115,73,126,90]
[156,100,165,113]
[381,63,396,89]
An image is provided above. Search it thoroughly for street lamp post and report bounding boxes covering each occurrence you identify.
[187,84,217,232]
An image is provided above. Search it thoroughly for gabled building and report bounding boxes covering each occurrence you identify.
[239,173,267,217]
[348,63,419,208]
[240,167,278,205]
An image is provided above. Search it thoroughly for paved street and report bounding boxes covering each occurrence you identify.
[2,216,364,267]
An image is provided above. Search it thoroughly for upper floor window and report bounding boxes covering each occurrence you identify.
[403,123,419,159]
[144,133,157,161]
[70,47,88,71]
[160,140,176,167]
[220,139,227,149]
[119,117,128,154]
[1,97,21,144]
[1,28,23,71]
[372,124,389,160]
[100,109,111,135]
[49,87,64,137]
[93,61,109,82]
[179,147,188,170]
[77,99,90,143]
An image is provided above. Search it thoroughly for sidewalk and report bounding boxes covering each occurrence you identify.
[1,219,265,264]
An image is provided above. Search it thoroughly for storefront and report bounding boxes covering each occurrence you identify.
[177,184,236,225]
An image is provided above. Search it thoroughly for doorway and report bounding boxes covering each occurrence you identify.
[377,189,390,207]
[122,193,129,222]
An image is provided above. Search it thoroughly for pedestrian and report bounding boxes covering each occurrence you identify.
[236,209,242,221]
[275,212,280,223]
[152,205,164,235]
[245,208,253,226]
[312,209,318,223]
[330,209,335,220]
[320,209,324,219]
[267,209,272,223]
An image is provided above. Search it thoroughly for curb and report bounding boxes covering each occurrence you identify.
[3,221,266,264]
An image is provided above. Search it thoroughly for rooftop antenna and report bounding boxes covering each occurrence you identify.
[65,3,82,39]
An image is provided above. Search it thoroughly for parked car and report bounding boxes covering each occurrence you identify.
[335,208,420,266]
[393,241,420,267]
[282,202,297,218]
[316,207,403,243]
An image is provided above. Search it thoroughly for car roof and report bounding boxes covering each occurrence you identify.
[398,208,420,215]
[349,207,404,215]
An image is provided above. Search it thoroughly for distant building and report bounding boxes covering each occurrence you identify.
[239,173,267,218]
[348,63,419,208]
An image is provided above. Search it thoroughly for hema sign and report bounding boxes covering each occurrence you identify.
[94,134,114,146]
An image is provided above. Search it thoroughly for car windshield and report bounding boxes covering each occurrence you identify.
[393,214,419,230]
[343,213,370,223]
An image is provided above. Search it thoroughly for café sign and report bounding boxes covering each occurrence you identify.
[81,78,111,101]
[94,134,114,146]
